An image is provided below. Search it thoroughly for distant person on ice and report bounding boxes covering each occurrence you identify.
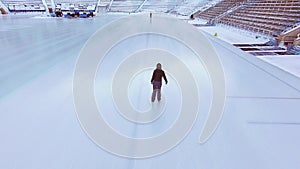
[151,63,168,102]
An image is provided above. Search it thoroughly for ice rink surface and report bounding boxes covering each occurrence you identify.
[1,14,300,169]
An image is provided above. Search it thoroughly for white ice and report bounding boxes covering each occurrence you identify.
[1,14,300,169]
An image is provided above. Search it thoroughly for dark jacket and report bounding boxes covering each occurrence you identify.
[151,69,168,84]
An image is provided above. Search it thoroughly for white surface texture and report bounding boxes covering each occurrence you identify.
[1,14,300,169]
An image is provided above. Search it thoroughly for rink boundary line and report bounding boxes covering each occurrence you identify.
[227,96,300,100]
[247,121,300,125]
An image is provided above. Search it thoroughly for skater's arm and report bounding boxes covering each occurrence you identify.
[163,71,168,84]
[151,70,155,83]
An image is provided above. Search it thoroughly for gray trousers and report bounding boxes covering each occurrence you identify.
[151,89,161,102]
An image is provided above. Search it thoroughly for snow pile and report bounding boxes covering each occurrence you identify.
[172,0,222,16]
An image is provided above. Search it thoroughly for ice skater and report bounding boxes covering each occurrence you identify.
[151,63,168,102]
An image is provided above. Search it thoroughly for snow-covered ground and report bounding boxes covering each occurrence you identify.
[260,55,300,78]
[188,18,300,78]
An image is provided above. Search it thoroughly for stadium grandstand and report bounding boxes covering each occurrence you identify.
[1,0,46,13]
[191,0,300,55]
[1,0,298,38]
